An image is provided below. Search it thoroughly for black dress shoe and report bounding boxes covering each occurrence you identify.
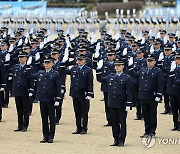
[161,110,169,114]
[48,139,53,143]
[118,142,124,147]
[134,117,142,120]
[2,105,8,108]
[171,127,178,131]
[14,128,22,132]
[72,130,82,134]
[56,122,59,125]
[80,130,87,135]
[110,141,119,146]
[21,128,27,132]
[140,133,149,138]
[104,122,112,127]
[40,139,48,143]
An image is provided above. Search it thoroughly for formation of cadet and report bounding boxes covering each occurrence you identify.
[0,25,180,146]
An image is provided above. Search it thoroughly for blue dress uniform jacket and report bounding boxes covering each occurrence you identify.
[159,55,175,84]
[96,61,115,92]
[10,64,34,96]
[138,67,163,101]
[69,65,94,99]
[130,57,147,84]
[0,60,6,89]
[33,69,62,103]
[52,61,66,95]
[167,66,180,96]
[97,72,132,109]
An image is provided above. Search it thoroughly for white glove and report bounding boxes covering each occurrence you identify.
[27,56,32,65]
[54,101,60,106]
[25,37,29,44]
[3,32,7,38]
[155,97,160,102]
[39,42,43,50]
[5,53,11,62]
[96,42,100,50]
[29,28,34,34]
[85,96,92,100]
[150,45,154,54]
[62,55,69,63]
[61,89,64,94]
[94,49,100,58]
[170,61,176,72]
[158,52,164,61]
[141,38,145,44]
[123,48,127,56]
[172,44,176,52]
[0,88,5,91]
[163,36,168,44]
[8,77,12,80]
[90,33,96,44]
[114,33,120,41]
[35,52,40,61]
[29,93,33,97]
[8,29,11,35]
[66,38,71,48]
[97,59,103,69]
[128,57,133,66]
[17,39,23,46]
[8,44,14,53]
[126,106,131,111]
[115,42,120,50]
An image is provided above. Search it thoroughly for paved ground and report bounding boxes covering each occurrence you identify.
[0,75,179,154]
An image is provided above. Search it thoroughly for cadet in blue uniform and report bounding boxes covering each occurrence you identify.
[160,44,174,114]
[130,48,147,120]
[51,49,66,125]
[0,59,6,122]
[10,52,34,132]
[97,58,132,147]
[96,49,116,126]
[32,56,62,143]
[68,54,94,135]
[139,55,163,138]
[167,53,180,131]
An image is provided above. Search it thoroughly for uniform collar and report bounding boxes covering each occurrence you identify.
[79,64,85,70]
[46,68,52,73]
[116,72,123,76]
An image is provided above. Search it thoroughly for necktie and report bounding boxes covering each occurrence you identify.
[147,68,150,74]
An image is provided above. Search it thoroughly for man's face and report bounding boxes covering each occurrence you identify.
[107,54,116,62]
[79,50,86,55]
[115,64,124,73]
[44,61,53,70]
[149,40,154,44]
[77,59,86,66]
[143,34,148,39]
[31,43,37,49]
[147,59,156,68]
[160,33,165,38]
[164,49,172,56]
[0,44,8,51]
[23,48,31,53]
[154,43,161,49]
[177,42,180,48]
[19,56,27,64]
[132,45,138,51]
[176,58,180,65]
[51,53,60,60]
[137,52,144,58]
[169,37,175,42]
